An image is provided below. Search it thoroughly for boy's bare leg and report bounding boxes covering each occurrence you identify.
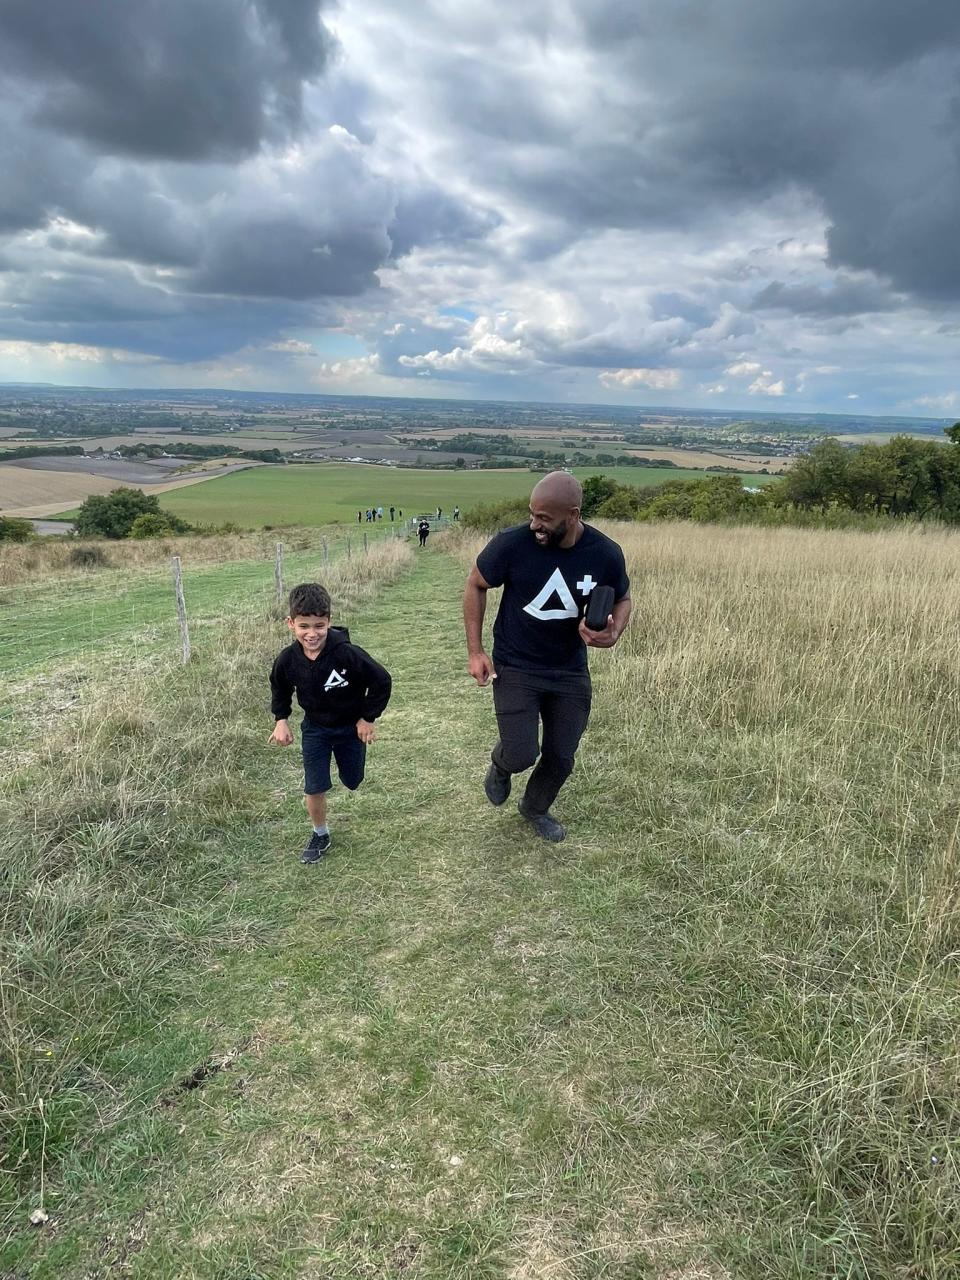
[304,792,327,827]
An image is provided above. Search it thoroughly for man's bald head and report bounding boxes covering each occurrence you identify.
[531,471,583,512]
[529,471,583,549]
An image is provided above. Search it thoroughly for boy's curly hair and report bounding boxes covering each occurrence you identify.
[288,582,331,619]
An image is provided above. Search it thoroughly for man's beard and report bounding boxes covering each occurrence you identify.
[544,521,568,547]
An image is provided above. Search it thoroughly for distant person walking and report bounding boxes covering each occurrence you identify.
[389,506,396,522]
[453,506,460,522]
[436,507,442,520]
[418,519,430,548]
[463,471,631,842]
[377,506,384,520]
[357,510,362,524]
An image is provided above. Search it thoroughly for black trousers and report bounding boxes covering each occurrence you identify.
[491,666,592,815]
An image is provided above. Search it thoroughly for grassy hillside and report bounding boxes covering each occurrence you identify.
[156,462,777,529]
[3,521,958,1278]
[0,526,400,728]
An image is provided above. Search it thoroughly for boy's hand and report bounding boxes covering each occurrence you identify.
[356,718,377,744]
[269,719,294,746]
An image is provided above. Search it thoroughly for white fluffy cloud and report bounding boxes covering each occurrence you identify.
[913,392,958,411]
[748,372,787,397]
[599,368,681,391]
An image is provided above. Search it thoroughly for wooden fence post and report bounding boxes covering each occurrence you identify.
[275,541,284,607]
[363,532,368,554]
[321,537,329,566]
[346,538,351,562]
[171,556,190,664]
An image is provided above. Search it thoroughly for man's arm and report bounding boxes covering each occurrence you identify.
[579,594,632,649]
[463,564,497,685]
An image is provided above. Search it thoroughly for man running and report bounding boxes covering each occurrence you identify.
[463,471,631,842]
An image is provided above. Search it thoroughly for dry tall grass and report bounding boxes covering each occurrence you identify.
[453,519,960,1271]
[0,528,332,587]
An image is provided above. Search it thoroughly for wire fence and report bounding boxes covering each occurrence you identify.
[0,524,410,725]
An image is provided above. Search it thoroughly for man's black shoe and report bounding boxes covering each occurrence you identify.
[518,800,566,843]
[484,763,511,806]
[300,831,331,864]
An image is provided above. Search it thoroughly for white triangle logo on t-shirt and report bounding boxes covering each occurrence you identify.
[324,669,349,691]
[523,567,579,621]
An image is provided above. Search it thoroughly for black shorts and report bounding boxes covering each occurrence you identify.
[301,719,366,794]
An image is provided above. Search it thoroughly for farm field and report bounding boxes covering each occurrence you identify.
[0,462,260,519]
[3,521,958,1278]
[833,430,944,444]
[0,466,123,512]
[622,445,790,471]
[158,461,777,528]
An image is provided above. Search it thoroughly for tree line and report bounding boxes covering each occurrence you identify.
[464,428,960,530]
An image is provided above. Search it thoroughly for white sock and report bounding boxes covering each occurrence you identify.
[313,824,329,836]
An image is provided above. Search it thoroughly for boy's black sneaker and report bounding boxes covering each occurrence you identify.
[300,831,331,864]
[483,763,511,806]
[517,800,566,843]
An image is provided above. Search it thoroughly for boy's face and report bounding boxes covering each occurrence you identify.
[287,612,330,656]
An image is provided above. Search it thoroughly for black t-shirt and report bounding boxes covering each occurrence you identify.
[476,523,630,673]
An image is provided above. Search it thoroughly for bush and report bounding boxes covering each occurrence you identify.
[594,489,641,520]
[129,512,193,539]
[581,474,620,516]
[461,498,529,532]
[636,475,765,523]
[0,515,35,543]
[69,545,111,569]
[75,488,194,539]
[75,488,161,539]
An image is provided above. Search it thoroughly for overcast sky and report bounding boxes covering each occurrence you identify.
[1,0,959,415]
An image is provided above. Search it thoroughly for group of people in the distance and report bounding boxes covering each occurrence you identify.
[269,472,631,860]
[358,505,401,522]
[356,505,461,527]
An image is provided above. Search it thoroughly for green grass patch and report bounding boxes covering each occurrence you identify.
[0,527,401,721]
[154,462,776,529]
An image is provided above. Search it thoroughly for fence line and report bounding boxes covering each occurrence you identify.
[0,523,412,692]
[274,541,284,609]
[172,555,190,665]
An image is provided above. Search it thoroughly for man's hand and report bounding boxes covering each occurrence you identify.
[269,719,294,746]
[579,615,619,648]
[468,652,497,686]
[356,718,377,744]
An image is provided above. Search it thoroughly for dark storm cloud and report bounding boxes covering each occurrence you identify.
[0,0,500,356]
[190,218,390,299]
[582,0,960,71]
[420,0,960,303]
[0,261,312,360]
[387,185,499,260]
[751,277,905,318]
[0,126,86,235]
[0,0,333,161]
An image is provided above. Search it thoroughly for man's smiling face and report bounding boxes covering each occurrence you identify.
[529,495,575,547]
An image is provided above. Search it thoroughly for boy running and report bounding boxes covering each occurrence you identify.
[269,582,392,864]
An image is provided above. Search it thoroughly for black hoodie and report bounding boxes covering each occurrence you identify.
[270,628,392,728]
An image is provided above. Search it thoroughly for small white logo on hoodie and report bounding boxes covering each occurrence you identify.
[324,669,349,691]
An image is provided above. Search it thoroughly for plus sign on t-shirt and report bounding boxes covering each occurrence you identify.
[476,523,630,673]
